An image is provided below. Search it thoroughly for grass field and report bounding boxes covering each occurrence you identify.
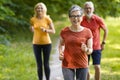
[0,17,120,80]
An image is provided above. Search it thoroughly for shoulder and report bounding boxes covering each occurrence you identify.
[30,17,36,25]
[92,14,100,18]
[45,15,52,22]
[83,27,91,31]
[61,27,69,33]
[30,16,36,21]
[83,27,93,37]
[93,14,103,21]
[60,27,69,37]
[82,15,86,20]
[83,27,92,33]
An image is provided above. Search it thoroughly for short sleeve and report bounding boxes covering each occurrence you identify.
[87,28,93,39]
[30,17,34,26]
[46,15,52,25]
[96,16,106,29]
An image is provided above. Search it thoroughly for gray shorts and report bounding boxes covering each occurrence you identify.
[62,67,88,80]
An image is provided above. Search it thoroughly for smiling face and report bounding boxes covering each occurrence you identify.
[36,5,44,15]
[34,3,47,17]
[69,10,82,26]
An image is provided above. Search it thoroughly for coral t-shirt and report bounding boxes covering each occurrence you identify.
[81,14,106,50]
[60,27,93,68]
[30,16,52,44]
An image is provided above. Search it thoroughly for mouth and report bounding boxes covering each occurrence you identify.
[37,10,41,12]
[73,20,79,24]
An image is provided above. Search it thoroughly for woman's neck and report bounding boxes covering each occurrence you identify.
[70,25,84,32]
[36,14,46,19]
[36,15,43,19]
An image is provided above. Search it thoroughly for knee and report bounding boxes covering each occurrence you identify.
[44,63,49,68]
[94,65,100,71]
[37,66,42,72]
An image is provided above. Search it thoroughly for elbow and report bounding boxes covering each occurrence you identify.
[52,30,55,34]
[53,30,56,34]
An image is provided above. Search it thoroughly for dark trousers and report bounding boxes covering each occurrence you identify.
[33,44,51,80]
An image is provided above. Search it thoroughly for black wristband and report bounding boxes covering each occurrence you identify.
[45,29,48,32]
[102,41,106,44]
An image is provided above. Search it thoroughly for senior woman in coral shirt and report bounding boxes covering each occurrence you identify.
[59,5,93,80]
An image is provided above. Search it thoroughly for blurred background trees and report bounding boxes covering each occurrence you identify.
[0,0,120,45]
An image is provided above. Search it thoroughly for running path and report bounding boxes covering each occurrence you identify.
[43,39,64,80]
[50,40,63,80]
[50,48,63,80]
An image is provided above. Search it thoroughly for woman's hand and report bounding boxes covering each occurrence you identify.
[81,43,88,52]
[81,42,93,55]
[59,52,64,61]
[40,27,47,32]
[30,26,34,32]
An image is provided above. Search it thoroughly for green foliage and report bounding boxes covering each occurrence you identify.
[0,35,11,46]
[0,0,120,45]
[0,0,120,31]
[93,0,120,18]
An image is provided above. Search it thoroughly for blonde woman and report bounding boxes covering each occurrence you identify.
[30,2,55,80]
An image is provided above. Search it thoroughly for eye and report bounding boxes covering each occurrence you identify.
[70,15,82,18]
[37,6,43,10]
[84,7,92,10]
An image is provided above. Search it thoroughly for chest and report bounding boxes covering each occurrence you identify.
[33,18,49,29]
[63,32,88,46]
[82,19,100,31]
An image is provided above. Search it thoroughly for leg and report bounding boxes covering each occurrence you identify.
[92,50,101,80]
[33,45,43,80]
[94,65,101,80]
[62,67,75,80]
[87,68,90,80]
[87,55,91,80]
[43,44,51,80]
[76,68,88,80]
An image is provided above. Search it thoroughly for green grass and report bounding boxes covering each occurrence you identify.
[0,16,120,80]
[102,17,120,80]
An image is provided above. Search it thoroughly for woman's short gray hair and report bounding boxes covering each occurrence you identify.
[68,5,83,17]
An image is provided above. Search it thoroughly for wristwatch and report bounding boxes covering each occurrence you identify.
[102,41,106,44]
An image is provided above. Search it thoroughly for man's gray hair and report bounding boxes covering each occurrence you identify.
[68,5,83,17]
[84,1,94,9]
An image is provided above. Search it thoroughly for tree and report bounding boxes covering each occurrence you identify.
[0,0,120,34]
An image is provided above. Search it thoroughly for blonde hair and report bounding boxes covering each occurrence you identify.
[34,2,47,17]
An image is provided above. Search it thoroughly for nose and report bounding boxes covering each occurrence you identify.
[74,17,77,19]
[85,7,91,12]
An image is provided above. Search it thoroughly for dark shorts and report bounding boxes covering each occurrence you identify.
[88,50,101,65]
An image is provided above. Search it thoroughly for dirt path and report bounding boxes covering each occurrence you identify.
[50,48,63,80]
